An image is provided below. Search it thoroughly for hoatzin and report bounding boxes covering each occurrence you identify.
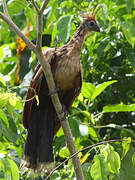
[22,12,100,171]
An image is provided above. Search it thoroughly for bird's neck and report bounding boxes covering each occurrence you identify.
[68,24,89,51]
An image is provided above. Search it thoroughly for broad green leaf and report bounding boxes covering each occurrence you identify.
[88,127,99,141]
[121,21,135,48]
[81,82,95,100]
[91,80,117,101]
[52,15,73,44]
[3,159,11,180]
[59,147,70,158]
[108,151,121,175]
[82,163,93,180]
[0,92,9,108]
[122,137,131,159]
[103,103,135,112]
[8,0,28,16]
[9,93,17,107]
[8,159,19,180]
[0,109,9,127]
[90,154,109,180]
[81,111,95,124]
[69,117,80,138]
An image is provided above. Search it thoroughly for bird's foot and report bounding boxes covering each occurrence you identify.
[58,104,68,122]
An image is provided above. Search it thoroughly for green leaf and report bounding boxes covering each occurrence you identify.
[8,0,28,16]
[8,159,19,180]
[108,151,121,175]
[0,109,9,127]
[0,76,6,86]
[59,147,70,158]
[91,80,117,101]
[2,159,11,180]
[103,103,135,112]
[99,144,121,175]
[0,93,9,108]
[122,137,131,159]
[88,127,99,141]
[81,82,95,100]
[9,94,17,107]
[52,15,73,44]
[81,111,95,125]
[82,163,93,180]
[69,117,80,138]
[90,154,109,180]
[121,21,135,48]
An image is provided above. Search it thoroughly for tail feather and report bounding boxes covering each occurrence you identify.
[23,95,56,169]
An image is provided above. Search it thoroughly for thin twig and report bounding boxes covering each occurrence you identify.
[45,138,135,180]
[3,0,10,18]
[36,13,43,52]
[40,0,50,14]
[31,0,40,13]
[35,0,50,51]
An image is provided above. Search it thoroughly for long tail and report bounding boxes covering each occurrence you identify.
[23,84,56,170]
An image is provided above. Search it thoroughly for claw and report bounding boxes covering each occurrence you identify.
[59,104,68,122]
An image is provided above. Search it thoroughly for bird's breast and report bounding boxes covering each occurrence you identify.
[54,57,80,92]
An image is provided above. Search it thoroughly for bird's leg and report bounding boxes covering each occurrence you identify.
[58,104,68,122]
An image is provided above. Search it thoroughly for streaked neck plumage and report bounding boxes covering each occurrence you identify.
[68,23,90,51]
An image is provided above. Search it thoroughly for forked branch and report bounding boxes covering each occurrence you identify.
[0,1,84,179]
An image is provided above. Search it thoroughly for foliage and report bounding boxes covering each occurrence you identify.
[0,0,135,179]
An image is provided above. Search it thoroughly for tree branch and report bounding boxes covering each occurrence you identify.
[31,0,40,13]
[40,0,50,14]
[0,12,36,52]
[3,0,10,18]
[0,0,84,179]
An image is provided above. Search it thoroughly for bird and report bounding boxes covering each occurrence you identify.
[22,9,100,172]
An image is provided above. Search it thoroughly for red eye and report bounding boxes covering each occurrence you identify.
[90,21,95,26]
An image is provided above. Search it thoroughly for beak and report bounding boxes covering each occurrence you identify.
[95,24,100,32]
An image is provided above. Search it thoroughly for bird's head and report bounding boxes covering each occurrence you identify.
[82,17,100,32]
[81,4,100,33]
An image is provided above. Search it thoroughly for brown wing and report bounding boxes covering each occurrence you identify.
[22,63,44,129]
[22,48,56,129]
[54,65,82,134]
[61,64,83,110]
